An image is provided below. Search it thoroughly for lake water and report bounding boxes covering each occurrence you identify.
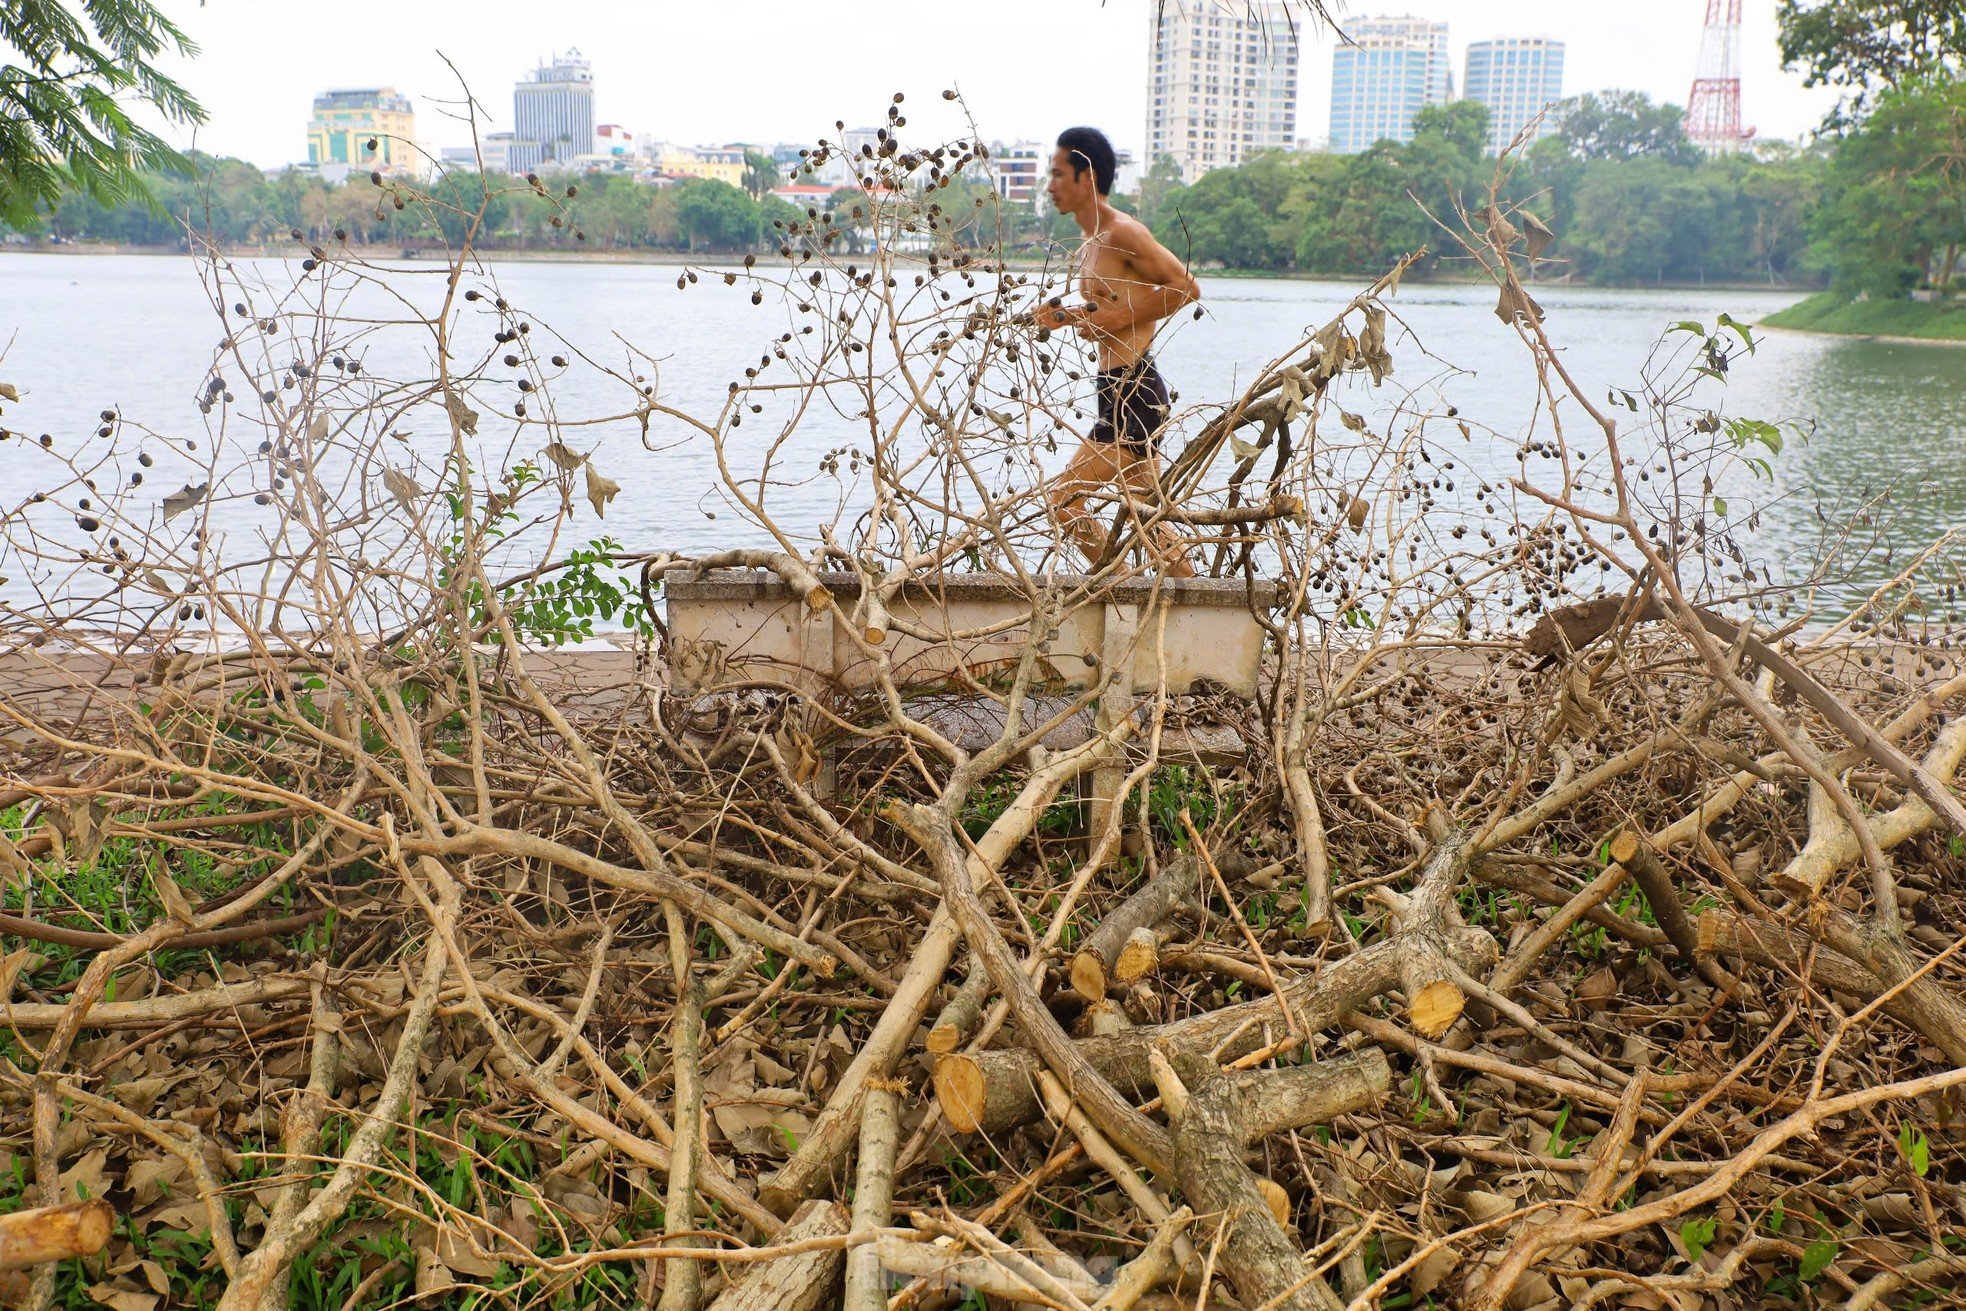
[2,250,1962,628]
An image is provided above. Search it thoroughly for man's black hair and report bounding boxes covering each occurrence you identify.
[1056,126,1116,195]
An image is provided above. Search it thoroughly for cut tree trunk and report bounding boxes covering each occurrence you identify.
[0,1200,113,1271]
[705,1199,847,1311]
[1069,853,1198,1001]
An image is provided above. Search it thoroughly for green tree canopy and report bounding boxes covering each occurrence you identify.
[428,171,513,246]
[1810,74,1966,295]
[673,178,761,252]
[1549,91,1701,165]
[1,0,207,226]
[741,149,779,199]
[1411,100,1492,160]
[1778,0,1965,122]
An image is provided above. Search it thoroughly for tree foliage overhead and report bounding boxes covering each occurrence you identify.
[1810,74,1966,295]
[0,0,207,227]
[1778,0,1966,121]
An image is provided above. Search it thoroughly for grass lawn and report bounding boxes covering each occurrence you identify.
[1762,291,1966,341]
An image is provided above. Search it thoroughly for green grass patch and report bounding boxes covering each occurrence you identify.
[1762,293,1966,342]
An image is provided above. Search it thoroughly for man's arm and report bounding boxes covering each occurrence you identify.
[1081,222,1201,334]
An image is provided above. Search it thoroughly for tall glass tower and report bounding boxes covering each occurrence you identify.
[512,50,595,175]
[1463,38,1566,154]
[1328,16,1452,154]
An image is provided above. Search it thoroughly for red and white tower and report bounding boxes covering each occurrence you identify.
[1686,0,1757,152]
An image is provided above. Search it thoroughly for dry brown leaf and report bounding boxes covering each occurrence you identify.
[161,481,210,523]
[115,1076,178,1116]
[136,1262,169,1297]
[584,461,620,518]
[1577,967,1619,1008]
[86,1283,158,1311]
[435,1226,503,1278]
[1495,282,1545,327]
[1522,211,1555,259]
[1413,1247,1460,1297]
[381,467,423,512]
[61,1145,111,1204]
[125,1156,188,1206]
[444,389,479,436]
[1478,204,1521,250]
[53,797,110,868]
[414,1245,456,1299]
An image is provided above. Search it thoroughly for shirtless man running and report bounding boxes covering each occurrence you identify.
[1036,126,1201,577]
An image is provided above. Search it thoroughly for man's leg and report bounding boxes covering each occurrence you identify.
[1047,439,1129,568]
[1116,449,1196,578]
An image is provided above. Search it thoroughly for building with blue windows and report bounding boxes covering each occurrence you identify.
[1463,38,1565,154]
[1328,16,1452,154]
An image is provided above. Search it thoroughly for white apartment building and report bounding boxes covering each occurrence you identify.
[512,50,595,175]
[1146,0,1301,181]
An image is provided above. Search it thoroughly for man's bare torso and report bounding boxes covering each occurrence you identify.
[1076,218,1162,370]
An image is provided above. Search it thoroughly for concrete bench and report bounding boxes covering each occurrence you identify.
[663,570,1278,830]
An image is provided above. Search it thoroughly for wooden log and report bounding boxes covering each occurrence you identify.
[0,1200,113,1271]
[758,905,960,1217]
[1074,998,1133,1039]
[705,1200,846,1311]
[1069,854,1198,1001]
[925,953,988,1055]
[875,1236,1094,1306]
[1233,1049,1392,1139]
[658,977,707,1311]
[1610,831,1698,961]
[1160,1049,1340,1311]
[1113,927,1165,986]
[933,908,1474,1138]
[842,1081,902,1311]
[1696,910,1893,1000]
[1699,909,1966,1065]
[1607,830,1733,993]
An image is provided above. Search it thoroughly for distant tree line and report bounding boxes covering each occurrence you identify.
[0,163,867,255]
[1138,74,1960,297]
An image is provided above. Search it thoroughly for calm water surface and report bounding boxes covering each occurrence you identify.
[2,251,1961,623]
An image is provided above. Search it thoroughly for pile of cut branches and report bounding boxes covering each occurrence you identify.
[3,110,1965,1311]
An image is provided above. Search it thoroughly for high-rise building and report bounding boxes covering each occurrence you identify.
[306,88,416,176]
[1328,16,1452,154]
[1146,0,1300,182]
[512,50,594,175]
[1462,38,1565,153]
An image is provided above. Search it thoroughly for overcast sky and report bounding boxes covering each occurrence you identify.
[145,0,1839,167]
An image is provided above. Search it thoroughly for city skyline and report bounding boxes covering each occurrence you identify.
[135,0,1837,171]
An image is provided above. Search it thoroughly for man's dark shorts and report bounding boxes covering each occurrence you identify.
[1091,358,1170,456]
